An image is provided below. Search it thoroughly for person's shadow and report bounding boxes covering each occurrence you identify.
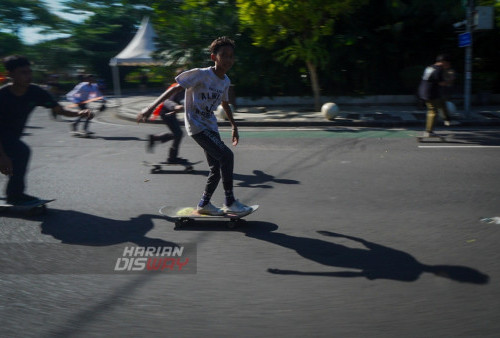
[146,168,299,189]
[244,229,489,284]
[38,209,174,247]
[234,170,300,188]
[0,209,189,275]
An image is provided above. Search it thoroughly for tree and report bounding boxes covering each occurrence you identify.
[236,0,367,111]
[319,0,467,96]
[151,0,239,68]
[0,32,23,56]
[0,0,66,36]
[63,1,153,82]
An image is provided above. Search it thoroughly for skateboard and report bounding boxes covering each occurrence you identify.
[143,160,200,173]
[0,199,55,216]
[416,134,447,143]
[159,205,259,229]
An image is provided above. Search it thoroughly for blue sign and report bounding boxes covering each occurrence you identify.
[459,32,471,47]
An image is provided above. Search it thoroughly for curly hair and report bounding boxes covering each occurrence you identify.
[209,36,235,55]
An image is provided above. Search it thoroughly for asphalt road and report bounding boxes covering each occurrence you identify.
[1,107,499,337]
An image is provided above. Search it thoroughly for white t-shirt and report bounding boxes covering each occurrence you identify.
[66,82,104,103]
[175,67,230,136]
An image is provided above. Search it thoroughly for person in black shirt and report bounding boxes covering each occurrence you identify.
[0,55,93,205]
[418,54,456,137]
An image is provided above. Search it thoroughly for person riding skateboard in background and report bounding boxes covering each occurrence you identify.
[0,55,93,205]
[145,80,187,164]
[66,74,106,135]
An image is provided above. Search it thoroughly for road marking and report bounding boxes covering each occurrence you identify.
[418,145,500,149]
[221,129,414,138]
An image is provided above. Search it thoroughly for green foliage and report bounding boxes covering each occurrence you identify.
[236,0,361,47]
[322,0,469,95]
[275,37,330,70]
[1,0,499,96]
[0,32,23,56]
[236,0,366,108]
[63,1,153,82]
[151,0,239,67]
[0,0,67,35]
[236,0,364,71]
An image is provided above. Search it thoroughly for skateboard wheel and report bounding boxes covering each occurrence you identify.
[175,218,191,229]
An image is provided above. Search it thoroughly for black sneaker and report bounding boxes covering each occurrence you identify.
[7,194,41,206]
[147,135,155,153]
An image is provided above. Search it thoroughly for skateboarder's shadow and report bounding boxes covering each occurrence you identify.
[235,170,299,188]
[244,229,489,284]
[39,209,173,247]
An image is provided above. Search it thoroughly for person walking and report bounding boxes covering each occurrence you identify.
[418,54,458,137]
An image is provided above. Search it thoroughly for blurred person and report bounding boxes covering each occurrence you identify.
[0,55,93,205]
[137,37,252,216]
[418,54,458,137]
[140,72,148,92]
[66,74,106,135]
[145,81,186,164]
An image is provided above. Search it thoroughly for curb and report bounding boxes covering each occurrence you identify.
[114,108,500,128]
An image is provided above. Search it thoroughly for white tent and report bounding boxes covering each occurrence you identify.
[109,17,163,102]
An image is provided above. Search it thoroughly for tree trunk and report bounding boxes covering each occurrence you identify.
[306,60,321,111]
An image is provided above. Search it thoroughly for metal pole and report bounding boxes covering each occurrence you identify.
[111,65,122,107]
[464,0,474,118]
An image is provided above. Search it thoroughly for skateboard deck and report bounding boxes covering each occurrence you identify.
[159,205,259,229]
[143,160,201,173]
[416,134,447,142]
[0,199,55,215]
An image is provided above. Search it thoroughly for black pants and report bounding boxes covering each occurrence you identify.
[154,112,183,160]
[191,129,234,195]
[72,103,91,131]
[3,140,30,199]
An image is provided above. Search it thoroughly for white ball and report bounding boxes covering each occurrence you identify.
[216,104,236,120]
[445,101,456,115]
[321,102,339,120]
[215,105,226,120]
